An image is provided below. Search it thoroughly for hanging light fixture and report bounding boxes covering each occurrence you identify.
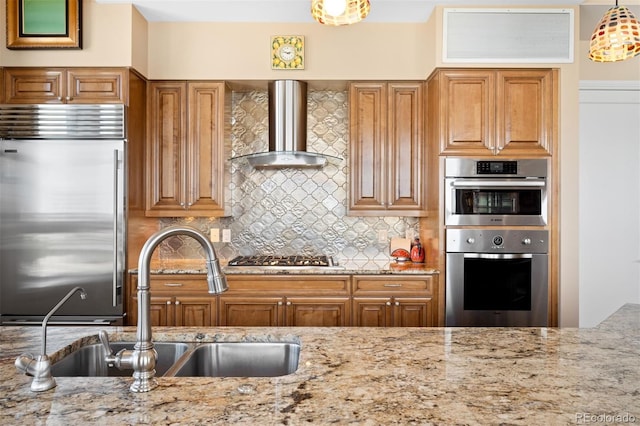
[311,0,371,26]
[589,1,640,62]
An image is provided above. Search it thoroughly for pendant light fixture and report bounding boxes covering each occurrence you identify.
[311,0,371,26]
[589,1,640,62]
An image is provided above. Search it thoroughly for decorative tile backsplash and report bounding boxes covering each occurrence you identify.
[159,88,419,265]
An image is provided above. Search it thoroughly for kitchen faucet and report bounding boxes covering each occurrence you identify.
[15,286,87,392]
[102,225,228,392]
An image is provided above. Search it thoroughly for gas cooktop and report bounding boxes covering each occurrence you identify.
[226,255,342,269]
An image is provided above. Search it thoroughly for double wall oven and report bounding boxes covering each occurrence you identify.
[444,158,549,327]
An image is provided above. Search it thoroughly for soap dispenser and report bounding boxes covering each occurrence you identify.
[410,237,425,263]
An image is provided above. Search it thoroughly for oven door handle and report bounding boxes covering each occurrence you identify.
[450,180,545,188]
[464,253,533,260]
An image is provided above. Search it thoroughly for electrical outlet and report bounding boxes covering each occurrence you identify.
[378,230,388,243]
[209,228,220,243]
[222,229,231,242]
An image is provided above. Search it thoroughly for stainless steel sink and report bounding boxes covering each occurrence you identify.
[165,342,301,377]
[51,341,300,378]
[51,342,190,377]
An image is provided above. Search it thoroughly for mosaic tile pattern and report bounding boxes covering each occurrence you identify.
[159,89,419,264]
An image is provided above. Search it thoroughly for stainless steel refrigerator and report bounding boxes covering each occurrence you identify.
[0,104,126,325]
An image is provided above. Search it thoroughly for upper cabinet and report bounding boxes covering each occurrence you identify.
[348,82,427,216]
[146,81,230,217]
[3,67,128,104]
[427,68,557,157]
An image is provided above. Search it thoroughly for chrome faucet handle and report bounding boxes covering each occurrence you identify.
[99,330,114,356]
[99,330,118,368]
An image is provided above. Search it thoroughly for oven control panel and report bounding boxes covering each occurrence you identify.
[446,229,548,254]
[477,160,517,174]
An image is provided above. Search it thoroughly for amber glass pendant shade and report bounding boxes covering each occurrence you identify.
[589,4,640,62]
[311,0,371,26]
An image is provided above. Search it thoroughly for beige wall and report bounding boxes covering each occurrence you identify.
[146,22,432,80]
[0,0,135,68]
[130,6,149,76]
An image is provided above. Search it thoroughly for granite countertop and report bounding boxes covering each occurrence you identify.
[1,304,638,425]
[136,258,439,275]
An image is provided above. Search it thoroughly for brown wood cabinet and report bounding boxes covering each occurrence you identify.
[127,272,440,327]
[146,81,230,217]
[348,82,427,216]
[220,275,351,326]
[127,274,217,327]
[352,275,437,327]
[3,67,128,104]
[427,68,557,157]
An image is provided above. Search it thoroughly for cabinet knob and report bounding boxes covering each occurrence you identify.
[386,301,392,306]
[395,301,400,306]
[286,301,292,306]
[166,301,171,305]
[175,300,180,305]
[66,96,72,101]
[278,301,283,306]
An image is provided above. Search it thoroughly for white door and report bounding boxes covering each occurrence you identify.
[579,81,640,327]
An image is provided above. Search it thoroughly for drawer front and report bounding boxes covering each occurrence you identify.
[353,276,434,295]
[226,275,351,295]
[149,275,209,292]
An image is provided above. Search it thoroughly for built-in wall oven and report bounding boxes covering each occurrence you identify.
[445,158,548,226]
[445,229,548,327]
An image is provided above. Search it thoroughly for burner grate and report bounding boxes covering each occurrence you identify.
[227,255,333,267]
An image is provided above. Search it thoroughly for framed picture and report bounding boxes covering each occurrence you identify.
[6,0,82,49]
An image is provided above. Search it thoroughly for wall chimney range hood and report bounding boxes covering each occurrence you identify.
[233,80,341,169]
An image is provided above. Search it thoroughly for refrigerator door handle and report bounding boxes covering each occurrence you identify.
[113,149,120,308]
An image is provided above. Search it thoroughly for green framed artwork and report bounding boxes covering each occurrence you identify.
[6,0,82,49]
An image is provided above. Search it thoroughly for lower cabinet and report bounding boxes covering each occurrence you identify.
[219,275,351,327]
[127,275,216,327]
[352,275,438,327]
[127,272,439,327]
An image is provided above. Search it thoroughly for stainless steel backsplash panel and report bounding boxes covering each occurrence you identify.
[158,89,418,264]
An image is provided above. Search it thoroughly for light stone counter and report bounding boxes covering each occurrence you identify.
[1,304,638,425]
[141,258,438,275]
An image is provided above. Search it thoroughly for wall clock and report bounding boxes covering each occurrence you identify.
[271,35,304,70]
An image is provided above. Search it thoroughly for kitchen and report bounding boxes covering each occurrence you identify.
[1,0,639,423]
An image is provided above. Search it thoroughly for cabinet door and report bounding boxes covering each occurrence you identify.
[130,296,174,327]
[393,297,433,327]
[146,82,188,215]
[286,297,351,326]
[352,298,392,327]
[175,297,215,326]
[219,296,283,326]
[387,82,425,214]
[185,82,227,215]
[496,69,555,157]
[66,68,126,104]
[437,70,495,156]
[3,68,65,103]
[349,82,387,213]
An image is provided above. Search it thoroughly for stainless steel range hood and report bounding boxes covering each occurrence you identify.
[233,80,341,169]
